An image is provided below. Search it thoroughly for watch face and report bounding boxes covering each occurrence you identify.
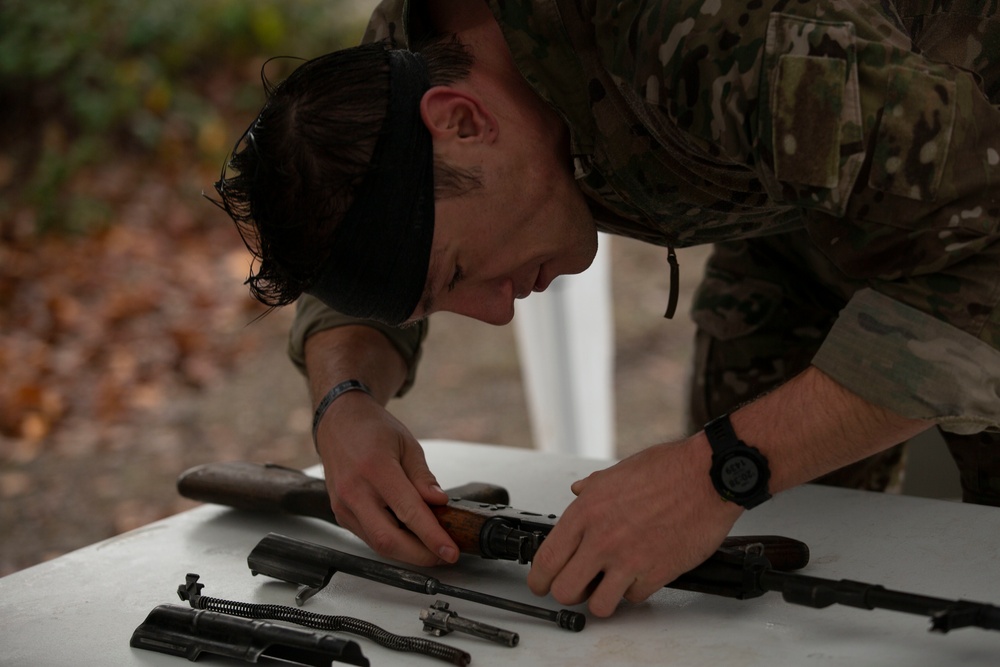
[719,454,759,494]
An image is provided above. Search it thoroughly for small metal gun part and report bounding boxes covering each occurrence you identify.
[178,574,471,667]
[420,600,519,647]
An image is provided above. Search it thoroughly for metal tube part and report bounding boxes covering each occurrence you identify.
[420,601,520,647]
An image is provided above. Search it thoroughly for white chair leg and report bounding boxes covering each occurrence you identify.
[513,233,615,459]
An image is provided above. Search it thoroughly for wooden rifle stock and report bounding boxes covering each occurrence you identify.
[177,461,510,524]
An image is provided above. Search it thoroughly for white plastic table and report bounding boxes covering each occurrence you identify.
[1,440,998,666]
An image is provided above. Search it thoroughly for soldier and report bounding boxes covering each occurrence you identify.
[213,0,1000,617]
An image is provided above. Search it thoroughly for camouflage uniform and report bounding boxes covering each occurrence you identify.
[290,0,1000,502]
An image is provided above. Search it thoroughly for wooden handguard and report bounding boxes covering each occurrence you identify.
[430,500,810,572]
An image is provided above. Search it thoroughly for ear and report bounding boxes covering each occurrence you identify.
[420,86,498,144]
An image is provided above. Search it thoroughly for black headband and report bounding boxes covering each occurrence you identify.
[305,49,434,325]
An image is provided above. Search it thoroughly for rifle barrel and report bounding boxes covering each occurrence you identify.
[759,569,1000,632]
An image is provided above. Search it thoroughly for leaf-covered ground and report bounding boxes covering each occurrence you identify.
[0,150,317,574]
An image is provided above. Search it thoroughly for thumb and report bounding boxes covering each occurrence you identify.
[570,476,590,496]
[571,469,603,495]
[400,447,449,505]
[422,481,450,505]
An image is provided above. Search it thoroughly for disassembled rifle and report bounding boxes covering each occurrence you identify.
[180,461,1000,634]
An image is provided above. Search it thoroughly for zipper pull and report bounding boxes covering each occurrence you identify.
[663,245,680,319]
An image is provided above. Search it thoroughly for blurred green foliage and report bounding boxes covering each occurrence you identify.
[0,0,366,235]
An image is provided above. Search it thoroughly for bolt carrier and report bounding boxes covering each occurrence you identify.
[420,600,519,647]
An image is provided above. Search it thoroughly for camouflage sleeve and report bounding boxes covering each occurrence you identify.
[756,8,1000,433]
[812,290,999,435]
[288,294,428,396]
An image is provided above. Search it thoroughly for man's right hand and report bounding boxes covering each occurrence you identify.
[303,325,458,568]
[314,389,459,566]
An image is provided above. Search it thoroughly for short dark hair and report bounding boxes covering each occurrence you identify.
[213,38,477,308]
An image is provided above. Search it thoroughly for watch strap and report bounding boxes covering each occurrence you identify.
[704,413,741,456]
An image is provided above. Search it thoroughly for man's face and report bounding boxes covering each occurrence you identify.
[406,156,597,325]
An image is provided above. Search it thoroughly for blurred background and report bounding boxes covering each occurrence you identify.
[0,0,958,577]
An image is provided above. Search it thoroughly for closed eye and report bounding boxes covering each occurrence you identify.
[447,265,464,292]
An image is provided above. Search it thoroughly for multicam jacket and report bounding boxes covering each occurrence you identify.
[291,0,1000,433]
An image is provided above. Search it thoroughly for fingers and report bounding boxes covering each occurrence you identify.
[576,570,662,618]
[587,570,635,617]
[528,519,639,618]
[428,484,450,503]
[529,441,738,618]
[526,503,597,603]
[401,446,451,506]
[526,521,579,598]
[324,431,459,566]
[623,574,667,606]
[398,442,459,562]
[385,474,460,564]
[329,477,451,566]
[325,478,430,563]
[530,534,669,617]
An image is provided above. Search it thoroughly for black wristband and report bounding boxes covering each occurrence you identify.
[312,379,373,443]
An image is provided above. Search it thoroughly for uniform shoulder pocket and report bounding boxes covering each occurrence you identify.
[755,13,866,218]
[868,65,956,202]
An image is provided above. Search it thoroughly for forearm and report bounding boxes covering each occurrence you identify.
[302,324,455,565]
[303,325,409,407]
[528,364,935,616]
[728,365,933,494]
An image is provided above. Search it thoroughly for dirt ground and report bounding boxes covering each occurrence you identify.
[0,233,710,577]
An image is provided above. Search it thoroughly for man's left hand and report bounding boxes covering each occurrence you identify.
[526,436,743,617]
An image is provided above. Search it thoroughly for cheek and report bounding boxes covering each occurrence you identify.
[536,198,597,271]
[446,284,515,325]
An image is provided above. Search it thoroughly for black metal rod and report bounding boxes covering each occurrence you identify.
[248,533,586,632]
[431,579,583,631]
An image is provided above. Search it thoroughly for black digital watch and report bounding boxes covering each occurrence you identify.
[705,414,772,509]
